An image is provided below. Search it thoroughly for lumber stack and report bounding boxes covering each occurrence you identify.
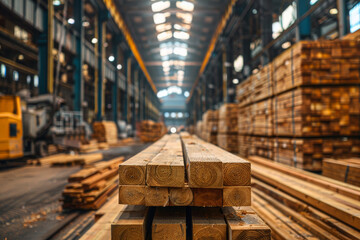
[37,152,103,166]
[110,133,270,239]
[236,39,360,171]
[61,157,124,210]
[139,120,167,143]
[195,121,203,139]
[79,139,99,153]
[92,121,118,144]
[202,110,219,145]
[248,156,360,239]
[322,158,360,187]
[217,103,238,153]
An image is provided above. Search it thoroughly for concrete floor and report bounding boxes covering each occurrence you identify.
[0,144,149,240]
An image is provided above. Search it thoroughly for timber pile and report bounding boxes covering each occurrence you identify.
[37,152,103,166]
[236,39,360,170]
[343,29,360,41]
[92,121,118,144]
[322,158,360,187]
[217,103,238,153]
[195,121,203,140]
[202,110,219,145]
[248,156,360,239]
[139,120,167,143]
[79,140,99,153]
[62,156,124,210]
[109,133,270,239]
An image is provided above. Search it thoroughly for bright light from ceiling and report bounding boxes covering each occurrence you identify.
[174,23,191,31]
[151,1,170,12]
[156,23,172,32]
[282,41,291,49]
[108,55,115,62]
[53,0,61,6]
[91,38,98,44]
[176,13,193,24]
[170,127,177,133]
[160,48,173,56]
[67,18,75,24]
[329,8,338,15]
[232,78,240,85]
[153,13,167,24]
[117,64,122,70]
[157,31,172,41]
[184,91,190,97]
[174,31,190,40]
[173,47,188,56]
[157,89,168,98]
[176,1,194,11]
[234,55,243,72]
[168,86,182,95]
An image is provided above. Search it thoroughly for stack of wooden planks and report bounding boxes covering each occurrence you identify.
[322,158,360,187]
[139,120,167,143]
[79,140,99,153]
[236,39,360,171]
[217,103,238,153]
[109,133,270,239]
[248,155,360,240]
[61,157,124,210]
[202,110,219,145]
[195,121,203,140]
[35,152,103,166]
[92,121,118,145]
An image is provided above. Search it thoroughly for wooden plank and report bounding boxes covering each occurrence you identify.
[118,185,145,205]
[152,207,186,240]
[223,186,251,207]
[169,185,193,206]
[323,158,360,187]
[111,206,151,240]
[191,207,226,240]
[118,135,169,185]
[192,188,222,207]
[181,137,223,188]
[222,206,271,240]
[146,134,185,187]
[145,187,169,207]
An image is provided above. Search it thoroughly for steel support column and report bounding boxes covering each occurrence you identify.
[112,36,121,125]
[241,14,251,79]
[337,0,348,38]
[73,0,83,111]
[296,0,311,41]
[226,40,234,103]
[260,0,273,65]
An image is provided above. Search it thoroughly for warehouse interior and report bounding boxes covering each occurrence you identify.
[1,0,360,239]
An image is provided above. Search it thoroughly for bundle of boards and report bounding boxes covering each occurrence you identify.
[61,157,124,210]
[139,120,167,143]
[111,133,270,239]
[322,158,360,187]
[217,103,239,153]
[35,153,103,166]
[92,121,118,145]
[202,110,219,145]
[235,39,360,171]
[249,156,360,240]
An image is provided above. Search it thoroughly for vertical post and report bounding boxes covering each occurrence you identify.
[260,0,273,65]
[132,67,138,129]
[125,56,132,123]
[296,0,311,41]
[337,0,348,38]
[96,12,106,121]
[226,40,234,102]
[73,0,83,111]
[242,14,251,79]
[112,36,120,125]
[222,47,227,103]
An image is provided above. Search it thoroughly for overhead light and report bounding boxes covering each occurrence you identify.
[176,1,194,11]
[160,48,173,56]
[157,89,168,98]
[176,13,193,24]
[329,8,338,15]
[281,41,291,49]
[174,31,189,40]
[234,55,243,72]
[117,64,122,70]
[164,112,170,118]
[82,20,90,27]
[174,47,187,56]
[178,70,184,76]
[232,78,239,85]
[184,91,190,97]
[170,127,176,133]
[171,113,176,118]
[108,56,115,62]
[156,23,172,32]
[91,38,98,44]
[174,23,191,31]
[18,54,24,60]
[151,1,170,12]
[153,13,168,24]
[53,0,61,6]
[252,9,258,14]
[67,18,75,25]
[157,31,172,41]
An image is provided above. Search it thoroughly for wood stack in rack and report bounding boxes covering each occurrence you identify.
[92,121,118,144]
[236,39,360,171]
[322,158,360,187]
[110,133,270,239]
[61,157,124,210]
[217,103,238,152]
[202,110,219,145]
[139,120,167,143]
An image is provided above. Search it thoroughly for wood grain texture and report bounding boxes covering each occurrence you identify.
[118,185,145,205]
[193,188,222,207]
[152,207,186,240]
[169,186,193,206]
[192,207,226,240]
[223,186,251,207]
[145,187,169,207]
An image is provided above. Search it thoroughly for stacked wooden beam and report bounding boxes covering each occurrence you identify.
[61,157,124,210]
[236,39,360,170]
[322,158,360,187]
[110,133,270,239]
[202,110,219,145]
[195,121,203,139]
[139,120,167,143]
[248,156,360,239]
[37,152,103,166]
[92,121,118,144]
[217,103,238,153]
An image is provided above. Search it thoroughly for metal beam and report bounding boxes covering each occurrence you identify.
[145,61,202,66]
[337,0,348,38]
[296,0,311,41]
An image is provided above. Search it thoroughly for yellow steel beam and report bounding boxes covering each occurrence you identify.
[187,0,237,103]
[103,0,157,93]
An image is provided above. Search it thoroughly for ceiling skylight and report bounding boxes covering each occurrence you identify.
[156,23,172,32]
[157,31,172,41]
[151,1,170,12]
[176,12,193,24]
[174,31,190,40]
[153,13,169,24]
[174,23,191,31]
[176,1,194,11]
[160,48,173,56]
[174,47,188,56]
